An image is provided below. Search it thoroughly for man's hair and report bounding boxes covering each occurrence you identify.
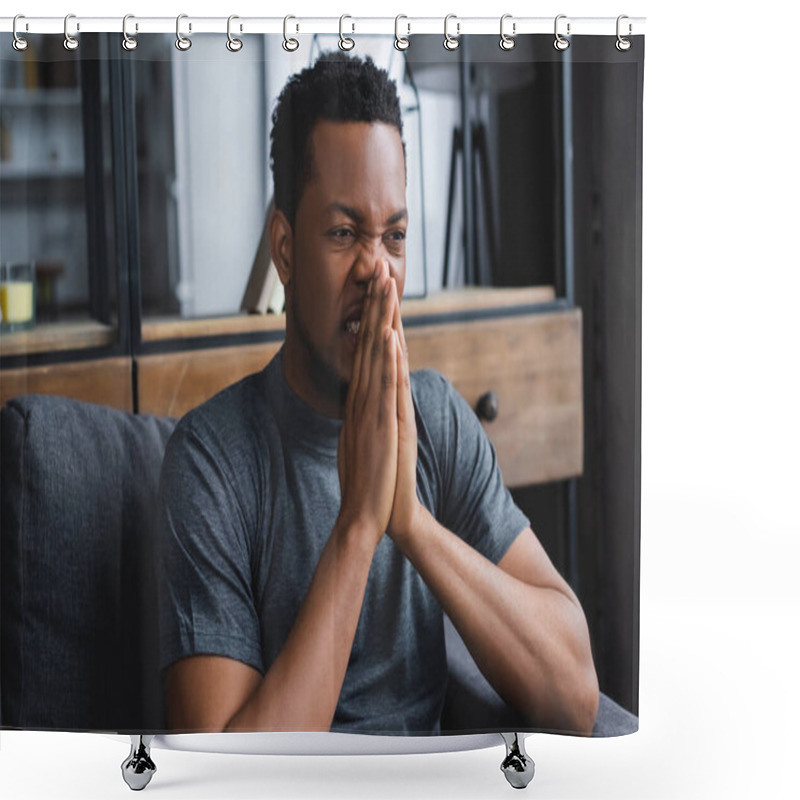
[270,51,405,229]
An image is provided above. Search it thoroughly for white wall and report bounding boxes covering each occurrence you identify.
[171,36,267,316]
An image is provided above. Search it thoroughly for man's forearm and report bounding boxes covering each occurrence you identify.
[397,508,598,733]
[223,517,377,732]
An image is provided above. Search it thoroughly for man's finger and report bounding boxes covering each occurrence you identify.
[348,316,365,424]
[369,266,396,416]
[337,425,346,485]
[395,328,412,428]
[357,261,383,412]
[391,282,409,362]
[379,326,397,426]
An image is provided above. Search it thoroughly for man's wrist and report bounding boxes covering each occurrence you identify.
[334,512,383,555]
[391,501,430,552]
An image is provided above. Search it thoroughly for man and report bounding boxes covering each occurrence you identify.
[157,52,598,736]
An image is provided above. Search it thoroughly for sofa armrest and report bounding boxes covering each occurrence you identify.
[0,394,176,731]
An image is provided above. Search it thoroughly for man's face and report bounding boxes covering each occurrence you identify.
[285,120,407,415]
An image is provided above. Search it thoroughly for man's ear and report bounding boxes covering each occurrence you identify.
[269,207,293,287]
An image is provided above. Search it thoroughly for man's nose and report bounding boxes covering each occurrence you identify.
[353,243,391,284]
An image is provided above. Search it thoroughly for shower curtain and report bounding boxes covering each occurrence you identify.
[0,19,643,749]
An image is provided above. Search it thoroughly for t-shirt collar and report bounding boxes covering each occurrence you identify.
[266,346,342,457]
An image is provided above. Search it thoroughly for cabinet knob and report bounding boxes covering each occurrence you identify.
[476,391,499,422]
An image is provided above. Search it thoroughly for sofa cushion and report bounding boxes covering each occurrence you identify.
[0,394,176,731]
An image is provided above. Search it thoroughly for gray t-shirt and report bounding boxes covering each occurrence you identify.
[156,346,530,735]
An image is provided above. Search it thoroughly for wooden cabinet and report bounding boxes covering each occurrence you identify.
[137,343,281,418]
[0,357,133,412]
[130,287,583,488]
[408,309,582,487]
[1,286,583,489]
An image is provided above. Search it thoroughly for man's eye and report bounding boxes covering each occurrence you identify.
[387,230,406,242]
[332,229,354,239]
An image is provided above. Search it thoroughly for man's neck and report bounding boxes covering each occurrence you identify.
[280,337,347,421]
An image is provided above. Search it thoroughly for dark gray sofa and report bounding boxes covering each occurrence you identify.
[0,394,174,731]
[0,393,636,736]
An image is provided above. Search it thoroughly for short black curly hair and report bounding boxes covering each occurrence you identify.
[270,51,405,229]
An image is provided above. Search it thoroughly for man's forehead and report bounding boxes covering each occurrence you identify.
[311,118,401,143]
[309,120,404,169]
[300,121,406,219]
[325,202,407,225]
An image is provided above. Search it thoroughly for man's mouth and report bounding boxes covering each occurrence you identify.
[344,319,361,336]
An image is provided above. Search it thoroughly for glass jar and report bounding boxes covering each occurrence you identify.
[0,262,36,332]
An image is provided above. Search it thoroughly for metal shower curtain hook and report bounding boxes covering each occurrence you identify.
[226,15,243,52]
[554,14,570,51]
[394,15,410,51]
[443,14,460,51]
[339,14,355,51]
[499,14,516,51]
[283,15,299,52]
[616,14,632,51]
[63,13,79,51]
[176,13,192,51]
[12,14,28,51]
[122,15,138,51]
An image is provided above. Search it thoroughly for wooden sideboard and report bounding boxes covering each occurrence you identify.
[0,286,582,487]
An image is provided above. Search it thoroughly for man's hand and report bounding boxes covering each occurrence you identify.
[387,279,422,544]
[337,260,399,546]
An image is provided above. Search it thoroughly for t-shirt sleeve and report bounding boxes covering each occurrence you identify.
[433,372,531,564]
[156,417,265,675]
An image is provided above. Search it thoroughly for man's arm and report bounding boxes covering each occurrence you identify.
[394,512,599,734]
[166,516,378,732]
[383,279,598,734]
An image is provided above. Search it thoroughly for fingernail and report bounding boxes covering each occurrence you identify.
[384,280,391,297]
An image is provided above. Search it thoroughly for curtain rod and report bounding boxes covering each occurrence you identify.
[0,16,646,37]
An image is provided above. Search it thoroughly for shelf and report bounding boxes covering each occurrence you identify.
[0,174,85,205]
[0,88,82,108]
[142,312,286,343]
[0,288,558,356]
[141,286,558,344]
[0,320,116,357]
[401,286,556,317]
[0,164,84,180]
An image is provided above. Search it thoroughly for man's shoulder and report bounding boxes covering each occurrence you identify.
[409,367,451,401]
[158,369,274,523]
[409,367,461,441]
[410,367,484,450]
[168,368,270,452]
